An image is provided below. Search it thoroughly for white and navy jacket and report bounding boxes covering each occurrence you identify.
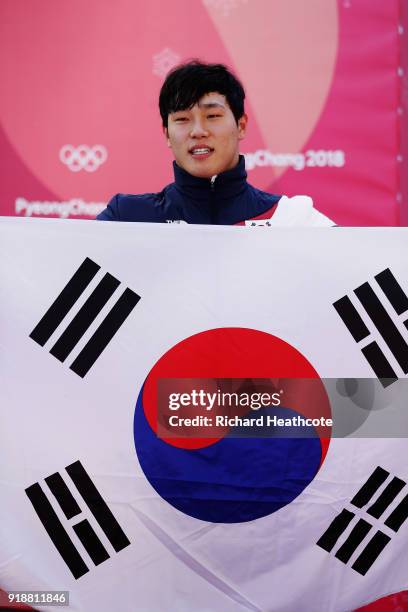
[97,155,334,227]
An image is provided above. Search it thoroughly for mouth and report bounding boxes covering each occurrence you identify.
[189,146,214,160]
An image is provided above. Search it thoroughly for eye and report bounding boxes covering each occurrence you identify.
[174,116,188,122]
[208,114,222,119]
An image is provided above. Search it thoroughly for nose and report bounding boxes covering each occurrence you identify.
[189,119,209,138]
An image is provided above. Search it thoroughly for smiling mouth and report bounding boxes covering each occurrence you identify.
[190,147,214,158]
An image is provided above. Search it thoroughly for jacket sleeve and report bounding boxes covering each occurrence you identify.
[96,194,121,221]
[270,195,335,227]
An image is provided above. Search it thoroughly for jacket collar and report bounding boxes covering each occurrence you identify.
[172,155,248,200]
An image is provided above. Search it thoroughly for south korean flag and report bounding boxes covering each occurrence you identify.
[1,217,408,611]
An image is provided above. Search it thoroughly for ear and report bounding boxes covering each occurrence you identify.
[163,126,171,148]
[237,113,248,140]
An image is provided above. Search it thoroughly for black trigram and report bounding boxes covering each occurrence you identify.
[333,268,408,387]
[317,466,408,575]
[29,257,140,377]
[25,460,130,579]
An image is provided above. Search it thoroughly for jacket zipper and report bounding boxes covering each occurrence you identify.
[210,175,217,224]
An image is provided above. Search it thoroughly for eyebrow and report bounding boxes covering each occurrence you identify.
[198,102,226,109]
[171,102,226,115]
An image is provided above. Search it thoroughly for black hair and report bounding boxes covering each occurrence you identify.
[159,60,245,128]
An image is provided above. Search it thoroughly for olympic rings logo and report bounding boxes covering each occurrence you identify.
[59,144,108,172]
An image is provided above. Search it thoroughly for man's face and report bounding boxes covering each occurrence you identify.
[164,92,247,178]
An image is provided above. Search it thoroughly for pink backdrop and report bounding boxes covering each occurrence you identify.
[0,0,404,225]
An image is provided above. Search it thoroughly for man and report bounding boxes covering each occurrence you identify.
[97,61,333,226]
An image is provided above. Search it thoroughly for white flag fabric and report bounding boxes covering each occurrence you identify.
[1,217,408,612]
